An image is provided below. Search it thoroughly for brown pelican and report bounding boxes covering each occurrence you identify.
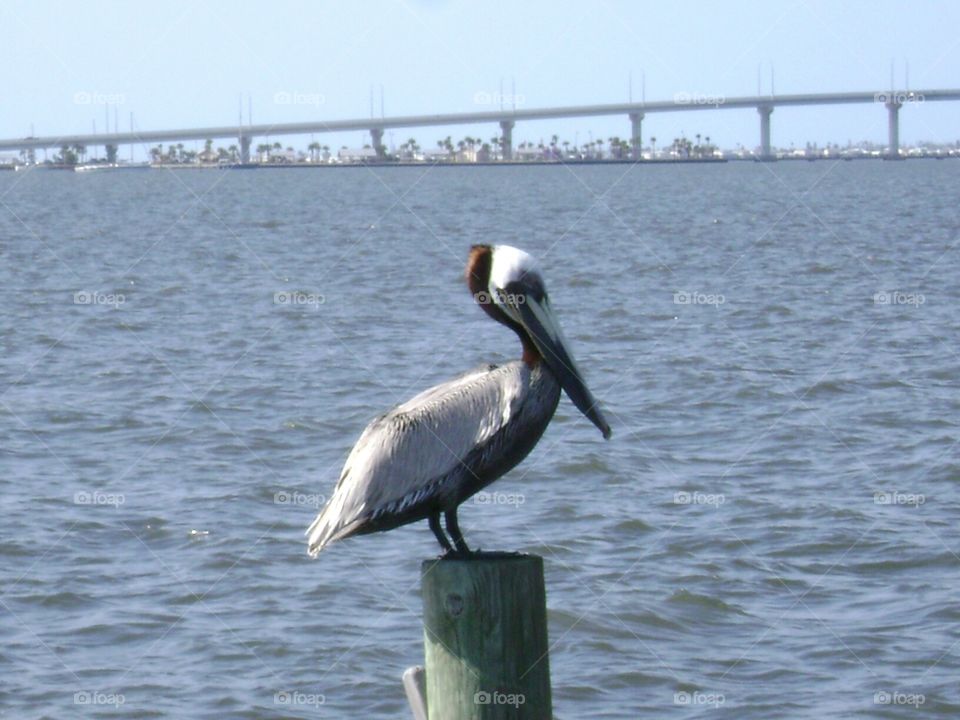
[307,244,610,557]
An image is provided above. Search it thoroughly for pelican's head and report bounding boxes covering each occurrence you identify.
[466,244,611,439]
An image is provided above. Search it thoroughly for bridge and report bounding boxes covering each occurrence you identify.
[2,89,958,162]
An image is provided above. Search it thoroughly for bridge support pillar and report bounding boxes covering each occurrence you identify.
[239,135,251,164]
[629,112,644,160]
[499,120,514,161]
[757,105,774,161]
[885,101,902,160]
[370,128,385,160]
[105,144,118,163]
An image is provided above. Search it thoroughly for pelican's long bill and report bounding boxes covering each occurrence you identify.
[497,279,612,439]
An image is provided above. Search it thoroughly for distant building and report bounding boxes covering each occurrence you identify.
[420,149,449,162]
[515,145,545,161]
[268,149,298,163]
[337,147,378,163]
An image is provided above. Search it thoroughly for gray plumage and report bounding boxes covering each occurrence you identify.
[307,360,560,556]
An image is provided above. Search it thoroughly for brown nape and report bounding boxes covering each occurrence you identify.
[465,244,493,295]
[464,244,541,366]
[521,341,541,367]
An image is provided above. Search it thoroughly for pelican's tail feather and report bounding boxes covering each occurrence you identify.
[306,511,337,557]
[306,494,367,557]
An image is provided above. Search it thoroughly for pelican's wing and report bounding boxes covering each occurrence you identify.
[306,362,527,556]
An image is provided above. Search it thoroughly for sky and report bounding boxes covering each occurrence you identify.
[1,0,958,159]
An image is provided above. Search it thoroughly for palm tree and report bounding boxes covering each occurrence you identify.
[650,136,657,157]
[228,145,238,162]
[176,143,184,162]
[608,137,621,159]
[58,144,77,165]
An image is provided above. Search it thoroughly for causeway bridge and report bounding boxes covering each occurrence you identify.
[1,89,958,162]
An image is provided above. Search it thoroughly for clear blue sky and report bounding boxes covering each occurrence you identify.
[2,0,958,158]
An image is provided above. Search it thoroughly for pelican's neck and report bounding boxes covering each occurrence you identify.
[521,340,541,367]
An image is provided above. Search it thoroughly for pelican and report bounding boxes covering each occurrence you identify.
[307,244,610,557]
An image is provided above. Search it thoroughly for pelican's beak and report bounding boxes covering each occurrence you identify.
[497,282,611,439]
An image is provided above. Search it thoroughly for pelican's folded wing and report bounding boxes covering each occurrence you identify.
[306,362,528,555]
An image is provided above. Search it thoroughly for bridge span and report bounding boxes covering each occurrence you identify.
[2,89,958,162]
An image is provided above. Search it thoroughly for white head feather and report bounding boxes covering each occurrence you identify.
[488,245,540,291]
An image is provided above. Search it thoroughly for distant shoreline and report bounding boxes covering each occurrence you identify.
[213,155,954,169]
[5,155,956,172]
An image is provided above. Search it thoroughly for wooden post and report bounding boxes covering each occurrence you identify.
[421,553,551,719]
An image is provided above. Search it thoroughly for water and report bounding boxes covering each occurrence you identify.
[1,160,959,718]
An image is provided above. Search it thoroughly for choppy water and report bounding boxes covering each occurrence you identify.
[1,160,959,718]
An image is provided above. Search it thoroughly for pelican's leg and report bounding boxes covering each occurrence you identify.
[429,511,453,553]
[444,507,472,556]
